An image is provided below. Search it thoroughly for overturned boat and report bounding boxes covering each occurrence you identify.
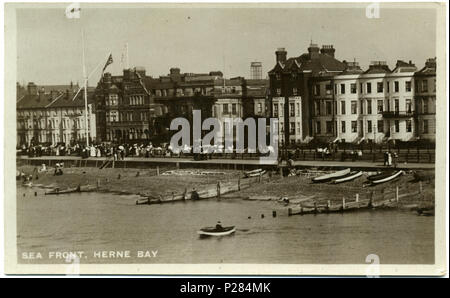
[244,169,265,178]
[370,170,404,185]
[197,226,236,237]
[312,168,350,183]
[332,171,363,184]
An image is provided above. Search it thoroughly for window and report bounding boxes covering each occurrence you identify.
[423,120,429,133]
[326,101,332,115]
[326,121,333,134]
[276,73,281,80]
[257,103,262,113]
[405,81,412,92]
[394,81,399,92]
[406,120,412,132]
[351,83,357,94]
[351,101,357,114]
[290,122,295,134]
[223,104,229,114]
[387,81,390,93]
[394,99,399,113]
[423,99,429,114]
[367,83,372,94]
[291,73,297,80]
[340,84,345,94]
[276,88,281,95]
[367,99,372,114]
[232,103,237,114]
[325,84,333,95]
[395,120,400,133]
[406,99,412,113]
[367,120,372,133]
[316,121,321,134]
[341,121,346,133]
[341,101,346,115]
[315,101,321,116]
[290,103,295,116]
[296,103,300,116]
[378,120,384,133]
[351,121,357,133]
[360,83,363,93]
[273,104,278,117]
[314,85,320,96]
[292,88,298,95]
[297,122,301,133]
[377,82,383,93]
[422,80,428,92]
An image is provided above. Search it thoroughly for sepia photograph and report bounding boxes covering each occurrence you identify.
[2,1,448,276]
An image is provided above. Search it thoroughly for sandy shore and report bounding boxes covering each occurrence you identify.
[17,165,434,207]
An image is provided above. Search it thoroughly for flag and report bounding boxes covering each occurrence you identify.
[102,54,113,72]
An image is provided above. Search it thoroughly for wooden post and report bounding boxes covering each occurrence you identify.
[176,162,180,169]
[342,197,346,209]
[355,193,359,203]
[97,179,100,189]
[288,208,292,216]
[272,211,277,218]
[217,181,221,198]
[395,186,399,202]
[369,191,374,208]
[419,181,423,194]
[156,166,160,176]
[238,176,241,191]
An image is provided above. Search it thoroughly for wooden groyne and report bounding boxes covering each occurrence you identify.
[136,173,266,205]
[287,183,433,216]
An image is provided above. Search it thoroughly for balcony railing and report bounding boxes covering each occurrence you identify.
[381,111,414,118]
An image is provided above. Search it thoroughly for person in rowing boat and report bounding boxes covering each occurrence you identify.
[215,221,224,232]
[191,188,199,200]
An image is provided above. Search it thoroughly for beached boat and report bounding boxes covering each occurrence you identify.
[370,170,404,185]
[197,226,236,237]
[312,168,350,183]
[332,171,363,184]
[45,187,80,195]
[244,169,265,178]
[367,170,396,181]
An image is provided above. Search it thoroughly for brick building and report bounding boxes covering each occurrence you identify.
[16,82,96,146]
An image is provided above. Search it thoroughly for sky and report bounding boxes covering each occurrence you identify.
[14,3,437,86]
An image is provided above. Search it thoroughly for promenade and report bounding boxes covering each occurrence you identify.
[17,155,435,171]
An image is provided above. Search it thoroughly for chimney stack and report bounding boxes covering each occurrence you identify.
[308,43,320,59]
[320,45,335,58]
[275,48,287,64]
[27,82,38,95]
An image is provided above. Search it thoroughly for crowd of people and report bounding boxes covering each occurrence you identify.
[19,142,178,160]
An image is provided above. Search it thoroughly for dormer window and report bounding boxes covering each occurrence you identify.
[276,73,281,80]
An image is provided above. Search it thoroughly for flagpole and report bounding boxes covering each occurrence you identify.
[126,42,129,69]
[82,30,89,147]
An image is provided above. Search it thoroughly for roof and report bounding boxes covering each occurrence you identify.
[269,51,346,76]
[415,58,436,76]
[17,89,94,110]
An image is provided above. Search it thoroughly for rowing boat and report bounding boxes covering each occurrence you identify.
[370,170,404,185]
[312,168,351,183]
[244,169,264,178]
[332,171,363,184]
[45,187,80,195]
[367,170,396,181]
[197,226,236,237]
